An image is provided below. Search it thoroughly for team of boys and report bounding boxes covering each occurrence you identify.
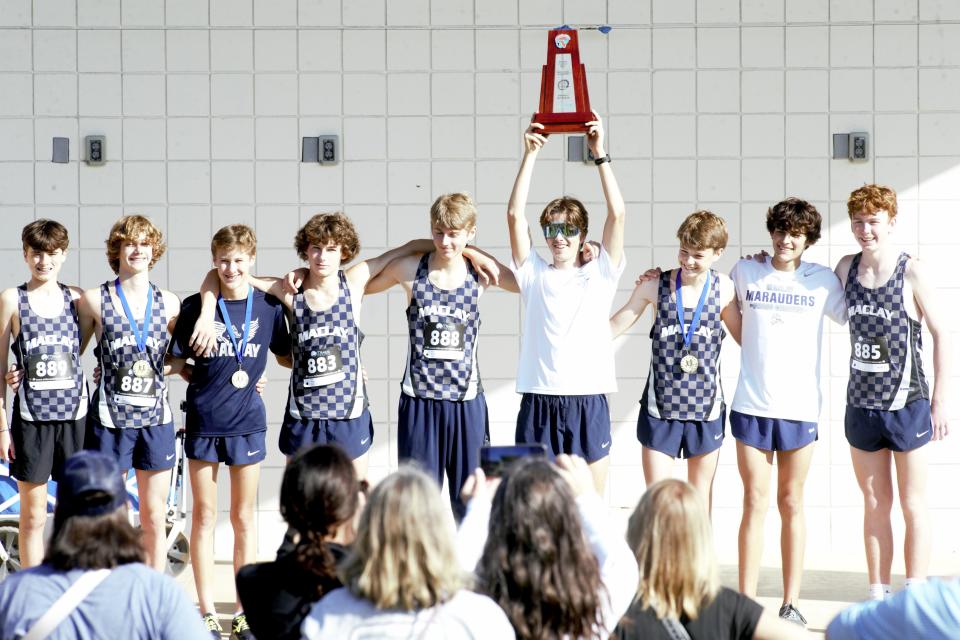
[0,117,949,634]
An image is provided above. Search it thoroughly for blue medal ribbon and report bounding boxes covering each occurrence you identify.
[217,288,253,370]
[114,278,153,356]
[675,270,711,353]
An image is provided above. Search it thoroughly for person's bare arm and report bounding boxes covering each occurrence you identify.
[77,287,102,354]
[909,259,951,440]
[346,240,436,291]
[0,289,17,461]
[162,290,183,377]
[506,122,546,267]
[718,273,742,345]
[163,290,181,335]
[165,354,187,377]
[587,114,625,267]
[188,269,221,357]
[462,246,519,293]
[834,254,855,288]
[275,353,293,369]
[247,273,290,301]
[364,254,417,300]
[609,279,655,338]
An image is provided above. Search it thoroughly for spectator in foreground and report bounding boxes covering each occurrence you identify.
[614,479,808,640]
[301,466,515,639]
[458,454,638,639]
[0,450,207,639]
[236,445,362,640]
[827,578,960,639]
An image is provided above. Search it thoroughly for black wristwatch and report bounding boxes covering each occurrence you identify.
[594,154,611,165]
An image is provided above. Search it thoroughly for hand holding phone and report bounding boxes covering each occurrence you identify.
[479,443,548,477]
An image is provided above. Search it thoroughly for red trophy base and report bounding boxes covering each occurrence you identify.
[533,29,592,134]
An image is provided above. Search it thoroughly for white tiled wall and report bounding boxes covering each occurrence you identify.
[2,0,958,573]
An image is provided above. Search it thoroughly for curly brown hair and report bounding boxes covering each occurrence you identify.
[765,198,822,246]
[476,459,605,640]
[281,445,359,599]
[294,213,360,264]
[105,215,166,274]
[847,184,898,220]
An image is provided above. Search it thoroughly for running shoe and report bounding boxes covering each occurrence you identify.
[202,612,223,639]
[231,613,253,640]
[778,603,807,627]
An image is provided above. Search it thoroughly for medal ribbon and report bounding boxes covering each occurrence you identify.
[114,278,153,356]
[675,270,711,353]
[217,288,253,370]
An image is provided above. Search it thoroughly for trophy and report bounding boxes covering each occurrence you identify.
[533,29,593,133]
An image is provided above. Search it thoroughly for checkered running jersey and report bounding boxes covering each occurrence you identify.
[92,282,172,429]
[13,284,88,421]
[287,270,365,421]
[845,252,928,410]
[401,254,482,401]
[644,269,725,421]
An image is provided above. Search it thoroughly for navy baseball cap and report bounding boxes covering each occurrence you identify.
[57,451,128,517]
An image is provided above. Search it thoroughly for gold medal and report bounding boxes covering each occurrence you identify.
[131,359,152,378]
[231,369,250,389]
[679,353,699,374]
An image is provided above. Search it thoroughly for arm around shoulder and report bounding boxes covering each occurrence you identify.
[609,280,655,339]
[347,239,435,291]
[364,254,416,296]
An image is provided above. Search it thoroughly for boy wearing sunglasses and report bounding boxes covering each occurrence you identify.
[506,115,626,492]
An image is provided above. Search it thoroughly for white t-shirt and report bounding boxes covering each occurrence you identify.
[512,247,625,395]
[301,587,516,639]
[730,257,846,423]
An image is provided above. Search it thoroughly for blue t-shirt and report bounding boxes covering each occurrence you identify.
[827,579,960,640]
[172,289,290,437]
[0,563,210,640]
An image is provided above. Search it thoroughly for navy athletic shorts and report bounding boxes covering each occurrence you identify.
[9,412,85,484]
[845,398,932,452]
[86,419,176,471]
[515,393,612,462]
[730,410,817,452]
[638,405,726,459]
[186,430,267,465]
[398,393,489,520]
[279,408,374,460]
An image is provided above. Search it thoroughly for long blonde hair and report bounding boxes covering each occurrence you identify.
[626,479,719,620]
[340,466,465,610]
